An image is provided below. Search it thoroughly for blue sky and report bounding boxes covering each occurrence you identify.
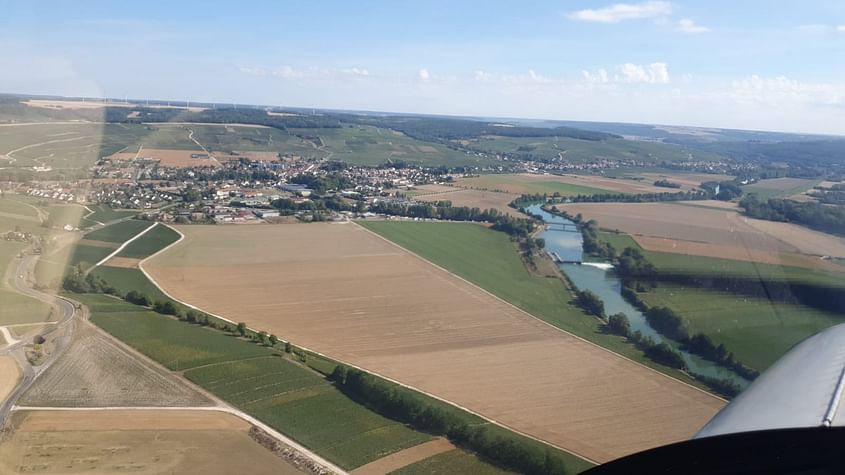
[2,1,845,134]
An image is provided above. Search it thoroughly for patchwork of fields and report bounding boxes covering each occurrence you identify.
[144,222,723,463]
[559,201,845,270]
[410,185,527,217]
[0,410,304,475]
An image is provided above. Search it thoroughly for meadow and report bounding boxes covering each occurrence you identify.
[83,219,153,243]
[80,204,137,225]
[392,449,514,475]
[115,223,180,259]
[638,285,844,371]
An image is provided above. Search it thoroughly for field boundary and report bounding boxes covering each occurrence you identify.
[92,221,158,269]
[137,223,600,465]
[354,221,727,403]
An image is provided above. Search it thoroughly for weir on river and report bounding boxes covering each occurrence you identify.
[525,203,750,388]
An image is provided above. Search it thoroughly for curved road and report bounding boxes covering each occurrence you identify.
[0,254,77,425]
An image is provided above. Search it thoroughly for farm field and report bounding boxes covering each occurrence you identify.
[87,297,437,470]
[455,173,626,195]
[144,222,723,463]
[637,284,845,371]
[467,135,725,163]
[559,202,845,270]
[20,318,210,407]
[290,126,483,167]
[108,147,222,168]
[83,218,154,243]
[410,185,527,217]
[596,230,845,289]
[80,204,137,225]
[742,177,820,199]
[637,172,734,189]
[0,240,53,326]
[0,356,20,404]
[0,410,304,475]
[390,449,514,475]
[114,222,180,259]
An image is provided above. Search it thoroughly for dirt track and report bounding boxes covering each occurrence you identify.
[145,223,724,463]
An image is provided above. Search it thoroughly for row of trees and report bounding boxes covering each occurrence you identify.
[329,367,569,475]
[653,179,682,189]
[740,194,845,237]
[568,189,709,203]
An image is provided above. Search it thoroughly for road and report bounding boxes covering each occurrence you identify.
[0,254,77,426]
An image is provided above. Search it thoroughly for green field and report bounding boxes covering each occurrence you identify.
[115,224,180,258]
[68,243,117,269]
[391,449,514,475]
[469,135,725,163]
[91,308,268,371]
[90,266,170,302]
[83,219,153,243]
[84,294,433,470]
[741,178,820,199]
[80,204,137,226]
[358,221,706,388]
[638,285,844,370]
[0,240,52,325]
[289,126,484,167]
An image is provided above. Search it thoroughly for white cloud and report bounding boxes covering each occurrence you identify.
[676,18,709,33]
[567,1,671,23]
[797,24,845,34]
[340,67,370,76]
[238,66,267,76]
[474,70,493,82]
[619,62,670,83]
[418,68,430,82]
[731,74,845,108]
[582,68,609,83]
[837,25,845,32]
[272,66,306,80]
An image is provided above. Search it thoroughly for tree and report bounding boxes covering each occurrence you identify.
[269,334,279,347]
[153,300,178,315]
[185,309,198,323]
[284,341,292,353]
[606,313,632,337]
[237,322,247,337]
[575,289,606,318]
[258,331,268,346]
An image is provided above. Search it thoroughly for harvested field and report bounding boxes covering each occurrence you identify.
[455,173,659,195]
[676,200,740,210]
[412,186,527,217]
[102,256,142,268]
[145,223,724,463]
[559,202,845,267]
[20,322,210,407]
[0,356,21,404]
[350,438,455,475]
[106,148,221,168]
[0,409,303,475]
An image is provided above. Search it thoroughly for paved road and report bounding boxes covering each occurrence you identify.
[0,255,77,426]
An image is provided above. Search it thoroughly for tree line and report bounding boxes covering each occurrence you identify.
[740,193,845,237]
[329,366,570,475]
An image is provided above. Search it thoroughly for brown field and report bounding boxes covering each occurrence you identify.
[748,177,817,190]
[560,202,845,267]
[412,185,527,217]
[102,256,141,268]
[0,410,303,475]
[106,148,221,168]
[456,173,685,194]
[20,323,210,407]
[350,438,455,475]
[76,239,118,249]
[145,223,723,463]
[0,356,21,405]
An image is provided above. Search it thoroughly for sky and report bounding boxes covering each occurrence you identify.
[2,0,845,134]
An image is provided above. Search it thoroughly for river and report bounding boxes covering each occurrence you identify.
[525,203,749,387]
